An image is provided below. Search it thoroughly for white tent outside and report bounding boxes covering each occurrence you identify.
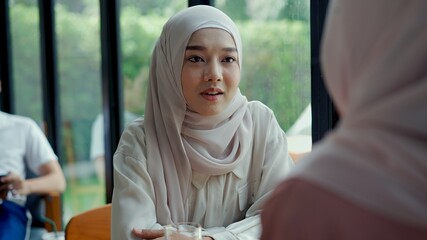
[286,104,312,158]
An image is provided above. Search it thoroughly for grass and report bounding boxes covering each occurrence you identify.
[62,174,106,225]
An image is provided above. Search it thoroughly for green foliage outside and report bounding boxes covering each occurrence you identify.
[11,3,309,129]
[10,5,43,121]
[238,20,310,131]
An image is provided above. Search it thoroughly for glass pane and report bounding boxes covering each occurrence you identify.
[10,0,42,123]
[55,0,104,223]
[216,0,312,160]
[120,0,186,119]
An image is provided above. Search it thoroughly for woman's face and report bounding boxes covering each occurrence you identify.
[181,28,240,116]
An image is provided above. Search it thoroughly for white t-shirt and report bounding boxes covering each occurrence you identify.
[89,112,139,160]
[0,111,58,204]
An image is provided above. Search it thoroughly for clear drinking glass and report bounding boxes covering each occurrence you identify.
[164,222,202,240]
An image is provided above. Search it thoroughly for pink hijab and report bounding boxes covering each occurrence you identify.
[289,0,427,226]
[143,5,249,223]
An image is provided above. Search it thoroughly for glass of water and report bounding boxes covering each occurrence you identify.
[164,222,202,240]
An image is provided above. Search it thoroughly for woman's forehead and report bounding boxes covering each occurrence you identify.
[187,28,236,47]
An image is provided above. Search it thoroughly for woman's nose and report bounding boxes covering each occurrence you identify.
[204,61,222,82]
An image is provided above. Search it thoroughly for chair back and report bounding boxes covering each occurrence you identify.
[25,163,63,233]
[65,204,111,240]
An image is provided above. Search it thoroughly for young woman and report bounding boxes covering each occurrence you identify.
[111,5,294,240]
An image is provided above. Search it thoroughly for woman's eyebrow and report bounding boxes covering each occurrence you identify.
[223,47,237,52]
[185,45,237,52]
[186,45,205,51]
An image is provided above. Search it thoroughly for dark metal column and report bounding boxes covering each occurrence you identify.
[39,0,63,230]
[39,0,61,154]
[189,0,215,7]
[310,0,338,143]
[100,0,123,203]
[0,0,14,113]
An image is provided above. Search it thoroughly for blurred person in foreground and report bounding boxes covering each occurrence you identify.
[111,5,294,240]
[0,80,66,240]
[261,0,427,239]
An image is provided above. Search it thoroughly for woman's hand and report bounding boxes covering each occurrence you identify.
[132,228,214,239]
[132,228,164,239]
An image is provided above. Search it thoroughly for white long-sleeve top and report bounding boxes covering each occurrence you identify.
[111,102,294,239]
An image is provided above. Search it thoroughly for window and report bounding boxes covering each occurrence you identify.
[216,0,312,160]
[10,0,42,123]
[55,0,103,222]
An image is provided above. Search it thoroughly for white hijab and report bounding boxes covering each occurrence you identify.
[143,5,249,223]
[290,0,427,226]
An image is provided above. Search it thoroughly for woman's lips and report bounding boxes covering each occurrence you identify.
[201,88,223,101]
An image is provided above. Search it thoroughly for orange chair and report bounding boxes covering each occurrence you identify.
[65,204,111,240]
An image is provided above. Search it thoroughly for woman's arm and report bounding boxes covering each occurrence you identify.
[111,152,163,239]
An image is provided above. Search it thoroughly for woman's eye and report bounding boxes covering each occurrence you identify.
[188,56,204,63]
[223,57,236,63]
